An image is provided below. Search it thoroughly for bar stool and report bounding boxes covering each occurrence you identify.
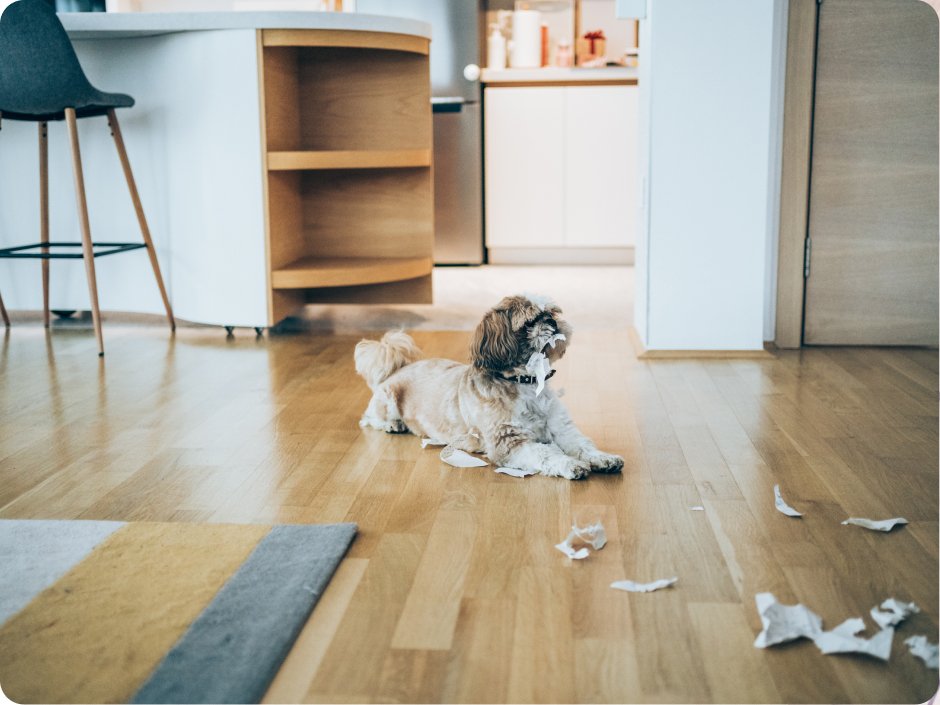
[0,0,174,356]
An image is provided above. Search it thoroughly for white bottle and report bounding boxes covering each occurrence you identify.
[487,23,507,70]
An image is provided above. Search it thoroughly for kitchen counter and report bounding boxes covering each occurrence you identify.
[481,66,637,85]
[0,15,433,328]
[59,11,430,39]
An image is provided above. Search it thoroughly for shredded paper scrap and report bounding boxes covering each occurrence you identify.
[905,636,939,669]
[421,437,446,448]
[753,593,922,662]
[495,466,536,478]
[870,598,920,629]
[439,446,488,468]
[555,521,607,559]
[773,484,803,517]
[611,577,677,593]
[841,517,908,532]
[525,352,553,397]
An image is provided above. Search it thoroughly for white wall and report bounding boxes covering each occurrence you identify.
[633,0,786,350]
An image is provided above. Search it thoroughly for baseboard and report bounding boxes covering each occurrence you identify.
[487,247,635,265]
[628,326,776,359]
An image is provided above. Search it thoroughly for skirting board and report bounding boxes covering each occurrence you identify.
[628,326,776,359]
[487,247,634,265]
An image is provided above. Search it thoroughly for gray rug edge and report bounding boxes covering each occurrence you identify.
[130,522,358,705]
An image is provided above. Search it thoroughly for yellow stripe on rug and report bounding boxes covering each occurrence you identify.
[0,521,270,704]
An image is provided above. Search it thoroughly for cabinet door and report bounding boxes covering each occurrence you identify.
[484,87,565,248]
[564,85,638,247]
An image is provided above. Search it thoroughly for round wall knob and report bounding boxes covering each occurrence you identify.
[463,63,481,81]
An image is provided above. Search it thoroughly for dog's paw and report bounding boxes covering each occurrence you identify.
[585,452,624,474]
[548,457,592,480]
[383,419,409,434]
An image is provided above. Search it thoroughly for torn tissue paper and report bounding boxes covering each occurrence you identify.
[440,446,488,468]
[525,351,552,396]
[753,593,898,661]
[555,521,607,559]
[495,466,536,478]
[841,517,908,532]
[421,437,446,448]
[546,332,566,349]
[753,593,823,648]
[610,577,677,593]
[812,618,893,661]
[870,598,920,629]
[773,484,803,517]
[905,636,939,669]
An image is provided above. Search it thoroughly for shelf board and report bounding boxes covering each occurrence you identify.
[267,149,431,171]
[262,29,429,55]
[271,255,433,289]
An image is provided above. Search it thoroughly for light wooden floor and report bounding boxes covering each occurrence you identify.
[0,324,937,703]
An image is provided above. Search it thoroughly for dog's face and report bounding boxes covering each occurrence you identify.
[470,295,572,373]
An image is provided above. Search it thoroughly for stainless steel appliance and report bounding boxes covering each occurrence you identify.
[356,0,484,264]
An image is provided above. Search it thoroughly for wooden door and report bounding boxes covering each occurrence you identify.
[803,0,939,345]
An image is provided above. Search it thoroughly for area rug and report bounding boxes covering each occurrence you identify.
[0,519,357,704]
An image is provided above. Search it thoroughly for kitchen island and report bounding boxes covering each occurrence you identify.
[0,12,433,328]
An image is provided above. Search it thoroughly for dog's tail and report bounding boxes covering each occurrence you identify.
[354,330,421,391]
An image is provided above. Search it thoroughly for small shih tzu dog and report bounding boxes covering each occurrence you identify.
[354,295,624,480]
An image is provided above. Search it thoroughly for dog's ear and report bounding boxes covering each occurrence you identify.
[470,308,518,371]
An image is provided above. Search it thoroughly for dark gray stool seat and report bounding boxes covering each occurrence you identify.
[0,0,133,121]
[0,0,174,354]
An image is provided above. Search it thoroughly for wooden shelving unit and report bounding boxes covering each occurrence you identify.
[258,29,433,324]
[271,255,433,289]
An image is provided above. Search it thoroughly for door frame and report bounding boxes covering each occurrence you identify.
[774,0,940,348]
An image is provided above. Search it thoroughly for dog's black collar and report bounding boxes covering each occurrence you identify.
[505,369,556,385]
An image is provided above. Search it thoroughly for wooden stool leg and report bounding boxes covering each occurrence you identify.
[0,288,9,328]
[39,121,50,328]
[106,109,175,332]
[65,108,104,357]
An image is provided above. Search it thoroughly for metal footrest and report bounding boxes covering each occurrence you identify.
[0,241,147,259]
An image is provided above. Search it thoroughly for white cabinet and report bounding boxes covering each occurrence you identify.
[483,87,566,248]
[484,83,638,263]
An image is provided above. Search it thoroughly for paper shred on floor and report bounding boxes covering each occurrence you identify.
[440,446,488,468]
[812,618,893,661]
[773,484,803,517]
[904,636,939,669]
[870,598,920,629]
[841,517,908,532]
[753,593,897,661]
[689,505,705,511]
[421,437,446,448]
[753,593,822,648]
[611,577,677,593]
[555,521,606,559]
[494,466,536,478]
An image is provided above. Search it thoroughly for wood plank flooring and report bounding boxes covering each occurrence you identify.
[0,324,937,703]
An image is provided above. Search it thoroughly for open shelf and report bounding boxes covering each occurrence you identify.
[267,149,431,171]
[260,31,433,323]
[271,255,432,289]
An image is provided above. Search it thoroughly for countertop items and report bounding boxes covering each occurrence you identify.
[58,10,430,39]
[481,66,637,84]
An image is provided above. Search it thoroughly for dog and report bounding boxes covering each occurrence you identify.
[354,295,624,480]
